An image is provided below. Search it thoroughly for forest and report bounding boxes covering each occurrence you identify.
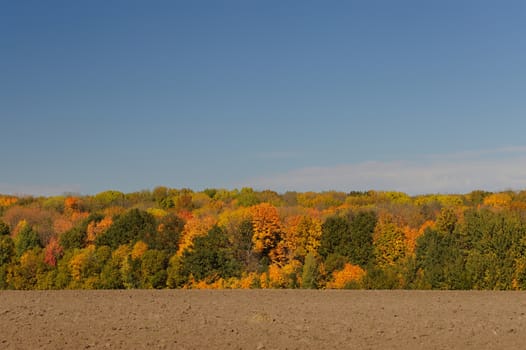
[1,187,526,290]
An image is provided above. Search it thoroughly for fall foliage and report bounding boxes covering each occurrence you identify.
[2,188,526,290]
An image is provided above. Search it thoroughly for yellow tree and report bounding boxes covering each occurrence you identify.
[131,240,148,260]
[69,246,96,282]
[176,215,216,256]
[483,192,513,209]
[326,263,365,289]
[250,203,283,263]
[0,195,18,208]
[262,260,302,288]
[112,244,132,287]
[373,214,407,267]
[10,249,45,290]
[68,245,111,288]
[284,215,322,261]
[294,215,322,258]
[218,207,252,236]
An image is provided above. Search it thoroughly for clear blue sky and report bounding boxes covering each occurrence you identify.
[1,1,526,195]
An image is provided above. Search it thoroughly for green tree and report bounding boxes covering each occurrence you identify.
[96,209,156,249]
[319,216,350,258]
[54,250,74,289]
[203,188,218,199]
[301,252,318,289]
[320,215,375,283]
[10,248,46,290]
[152,186,169,204]
[0,220,10,236]
[231,219,257,270]
[0,235,15,289]
[60,213,103,250]
[0,235,15,266]
[323,253,347,276]
[347,211,376,267]
[98,257,124,289]
[146,213,184,253]
[122,256,142,289]
[237,188,260,207]
[435,207,457,235]
[362,265,403,289]
[92,190,126,209]
[415,227,468,289]
[60,227,87,250]
[15,224,41,257]
[68,246,111,288]
[467,190,491,206]
[140,249,168,289]
[166,254,184,288]
[463,209,524,289]
[180,226,241,283]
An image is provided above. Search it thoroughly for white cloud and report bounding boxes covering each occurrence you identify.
[244,147,526,195]
[0,183,82,197]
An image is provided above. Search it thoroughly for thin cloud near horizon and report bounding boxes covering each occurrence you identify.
[244,147,526,195]
[3,147,526,197]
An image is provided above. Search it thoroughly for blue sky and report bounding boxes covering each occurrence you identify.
[1,1,526,196]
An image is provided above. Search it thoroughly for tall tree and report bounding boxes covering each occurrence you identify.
[96,209,156,249]
[373,215,406,268]
[250,203,283,263]
[179,226,241,284]
[319,216,350,259]
[348,211,376,267]
[15,223,41,257]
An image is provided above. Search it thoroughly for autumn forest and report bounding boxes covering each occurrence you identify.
[1,187,526,290]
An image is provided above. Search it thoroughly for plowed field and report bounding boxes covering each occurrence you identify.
[1,290,526,349]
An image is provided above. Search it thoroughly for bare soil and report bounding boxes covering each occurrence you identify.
[1,290,526,349]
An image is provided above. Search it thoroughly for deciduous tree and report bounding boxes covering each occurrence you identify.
[250,203,283,263]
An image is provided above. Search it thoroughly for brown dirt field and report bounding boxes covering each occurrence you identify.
[1,290,526,349]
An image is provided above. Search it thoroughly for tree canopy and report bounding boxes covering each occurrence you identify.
[1,188,526,290]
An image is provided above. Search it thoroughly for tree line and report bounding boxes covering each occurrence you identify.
[1,187,526,290]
